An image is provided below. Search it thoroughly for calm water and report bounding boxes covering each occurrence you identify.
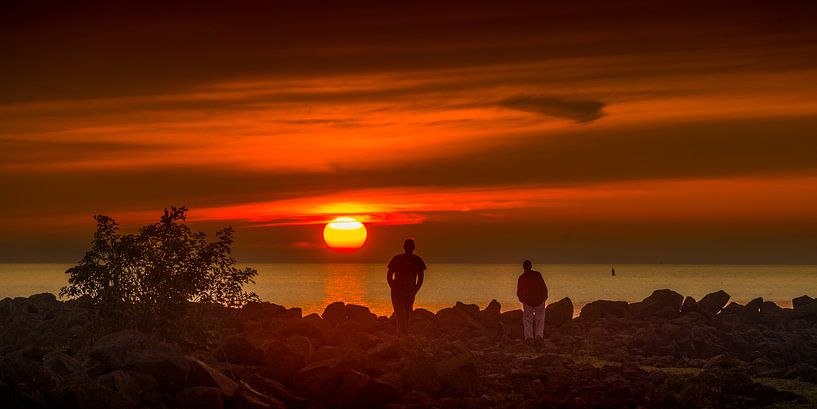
[1,264,815,316]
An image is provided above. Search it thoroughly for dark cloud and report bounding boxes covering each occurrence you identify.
[2,115,816,219]
[0,139,177,167]
[498,95,605,122]
[2,0,816,103]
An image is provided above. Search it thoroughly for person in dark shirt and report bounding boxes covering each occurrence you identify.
[517,260,548,341]
[387,238,426,337]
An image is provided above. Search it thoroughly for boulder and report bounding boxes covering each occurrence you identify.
[232,382,286,409]
[400,356,442,394]
[216,335,264,365]
[293,359,346,400]
[545,297,573,327]
[434,352,480,393]
[345,304,377,322]
[89,330,148,370]
[761,301,784,314]
[681,296,698,313]
[721,302,746,315]
[248,374,317,409]
[790,299,817,320]
[697,290,731,315]
[630,289,683,319]
[436,306,485,331]
[793,295,814,310]
[480,300,502,333]
[186,357,238,397]
[744,297,763,314]
[90,330,189,393]
[580,300,630,320]
[42,351,85,378]
[338,370,399,409]
[241,302,301,321]
[173,387,224,409]
[501,310,523,338]
[27,293,60,312]
[703,354,743,370]
[129,346,190,394]
[50,378,137,409]
[263,339,308,381]
[454,301,481,318]
[96,370,143,404]
[322,302,347,322]
[412,308,436,322]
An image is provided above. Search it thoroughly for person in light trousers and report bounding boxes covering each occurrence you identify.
[517,260,548,342]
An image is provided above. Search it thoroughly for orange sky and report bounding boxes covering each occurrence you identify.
[2,0,817,262]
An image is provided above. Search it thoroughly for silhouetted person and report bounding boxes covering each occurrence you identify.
[387,238,426,337]
[517,260,548,342]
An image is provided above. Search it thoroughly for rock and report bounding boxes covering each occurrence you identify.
[232,382,285,409]
[580,300,630,320]
[96,370,143,404]
[50,378,137,409]
[436,306,485,331]
[721,302,746,315]
[90,329,189,392]
[744,297,763,313]
[545,297,573,327]
[345,304,377,322]
[27,293,60,312]
[400,356,442,394]
[216,335,264,365]
[501,309,523,338]
[13,383,47,409]
[248,374,317,409]
[262,339,307,381]
[412,308,436,321]
[790,299,817,320]
[241,302,300,320]
[322,302,347,322]
[129,344,190,393]
[337,370,399,409]
[293,359,346,400]
[434,352,480,393]
[703,354,743,370]
[681,296,698,313]
[630,289,683,319]
[792,295,814,310]
[186,357,238,398]
[368,340,407,361]
[697,290,731,315]
[42,351,85,378]
[174,386,224,409]
[454,301,481,318]
[480,300,502,333]
[761,301,783,314]
[90,330,148,370]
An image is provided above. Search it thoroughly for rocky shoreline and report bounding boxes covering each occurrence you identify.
[2,289,817,408]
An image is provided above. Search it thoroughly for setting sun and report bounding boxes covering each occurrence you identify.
[323,217,368,251]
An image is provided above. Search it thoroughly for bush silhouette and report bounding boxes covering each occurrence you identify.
[61,206,258,329]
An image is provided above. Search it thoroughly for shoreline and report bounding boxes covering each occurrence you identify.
[2,289,817,408]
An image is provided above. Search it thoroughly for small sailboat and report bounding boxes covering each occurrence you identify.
[611,264,616,276]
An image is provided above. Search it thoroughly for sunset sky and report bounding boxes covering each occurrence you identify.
[2,0,817,263]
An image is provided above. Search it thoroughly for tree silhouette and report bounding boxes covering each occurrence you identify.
[61,206,258,328]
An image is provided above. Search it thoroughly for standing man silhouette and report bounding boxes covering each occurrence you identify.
[517,260,548,342]
[387,238,426,337]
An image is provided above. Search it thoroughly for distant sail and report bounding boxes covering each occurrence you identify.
[611,265,616,276]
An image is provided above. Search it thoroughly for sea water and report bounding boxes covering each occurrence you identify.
[2,263,815,316]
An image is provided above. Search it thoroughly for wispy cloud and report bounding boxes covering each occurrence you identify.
[498,95,606,123]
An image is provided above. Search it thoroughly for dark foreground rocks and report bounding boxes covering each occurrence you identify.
[2,292,817,408]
